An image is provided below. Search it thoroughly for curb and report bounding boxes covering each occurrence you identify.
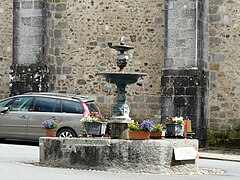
[199,152,240,162]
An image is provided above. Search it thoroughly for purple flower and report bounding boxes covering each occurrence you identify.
[140,119,154,132]
[42,119,59,129]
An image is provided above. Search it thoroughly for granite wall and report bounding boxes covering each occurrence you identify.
[0,0,12,99]
[208,0,240,134]
[44,0,165,120]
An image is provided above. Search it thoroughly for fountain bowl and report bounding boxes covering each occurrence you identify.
[97,72,147,85]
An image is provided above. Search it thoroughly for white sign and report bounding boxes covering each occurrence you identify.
[174,147,199,160]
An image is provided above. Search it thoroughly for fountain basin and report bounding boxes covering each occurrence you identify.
[39,137,199,174]
[97,72,147,85]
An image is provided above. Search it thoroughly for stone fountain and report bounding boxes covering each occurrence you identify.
[97,39,147,139]
[39,38,199,174]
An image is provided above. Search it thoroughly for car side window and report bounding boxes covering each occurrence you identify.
[8,97,33,111]
[62,100,83,114]
[0,99,13,108]
[33,97,61,112]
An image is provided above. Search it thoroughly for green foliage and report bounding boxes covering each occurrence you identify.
[176,119,184,125]
[152,123,164,132]
[208,129,240,149]
[128,121,141,131]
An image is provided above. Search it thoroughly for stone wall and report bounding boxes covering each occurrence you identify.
[44,0,165,120]
[209,0,240,134]
[162,0,209,145]
[0,1,12,99]
[13,0,46,64]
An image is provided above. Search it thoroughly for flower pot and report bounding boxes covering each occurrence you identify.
[166,124,184,137]
[45,129,57,137]
[128,130,150,140]
[84,122,107,136]
[150,131,165,139]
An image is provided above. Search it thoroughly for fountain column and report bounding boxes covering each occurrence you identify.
[97,41,147,139]
[161,0,209,147]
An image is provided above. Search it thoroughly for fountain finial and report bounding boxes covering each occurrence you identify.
[120,36,125,45]
[109,37,134,71]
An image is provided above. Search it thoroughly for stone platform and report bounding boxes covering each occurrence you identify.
[39,138,198,174]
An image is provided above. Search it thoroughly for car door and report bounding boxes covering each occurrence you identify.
[0,96,33,139]
[27,97,62,140]
[61,99,83,135]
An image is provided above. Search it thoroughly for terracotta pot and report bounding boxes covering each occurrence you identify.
[45,129,57,137]
[128,130,150,140]
[150,131,165,139]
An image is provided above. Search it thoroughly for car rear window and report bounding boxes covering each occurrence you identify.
[85,102,100,113]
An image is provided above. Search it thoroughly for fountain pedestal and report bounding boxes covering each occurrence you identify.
[97,72,147,139]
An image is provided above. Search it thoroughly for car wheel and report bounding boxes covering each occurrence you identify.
[57,128,77,138]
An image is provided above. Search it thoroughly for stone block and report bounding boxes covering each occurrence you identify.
[34,1,45,9]
[161,76,170,86]
[32,17,44,27]
[63,66,72,74]
[181,9,196,19]
[209,14,221,22]
[186,87,198,95]
[146,96,160,103]
[209,0,224,5]
[39,138,198,174]
[13,1,20,10]
[154,17,163,24]
[55,4,66,11]
[209,6,219,14]
[175,87,185,95]
[174,96,187,106]
[57,22,68,28]
[21,1,33,9]
[162,87,174,96]
[209,63,219,71]
[54,29,62,38]
[172,77,188,87]
[212,54,225,62]
[21,17,32,26]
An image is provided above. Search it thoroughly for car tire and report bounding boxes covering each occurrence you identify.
[57,128,77,138]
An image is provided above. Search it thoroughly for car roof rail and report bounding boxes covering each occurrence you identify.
[23,92,94,102]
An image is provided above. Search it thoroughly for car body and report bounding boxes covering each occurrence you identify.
[0,92,100,141]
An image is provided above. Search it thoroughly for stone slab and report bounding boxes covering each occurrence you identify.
[39,137,198,174]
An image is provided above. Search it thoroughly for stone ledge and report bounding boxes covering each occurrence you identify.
[39,137,198,174]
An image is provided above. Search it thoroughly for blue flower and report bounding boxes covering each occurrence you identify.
[42,119,59,129]
[140,119,154,132]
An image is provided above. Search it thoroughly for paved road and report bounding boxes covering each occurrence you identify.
[0,141,240,180]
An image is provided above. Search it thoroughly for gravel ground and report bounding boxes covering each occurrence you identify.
[33,162,224,175]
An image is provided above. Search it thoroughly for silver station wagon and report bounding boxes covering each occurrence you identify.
[0,92,100,141]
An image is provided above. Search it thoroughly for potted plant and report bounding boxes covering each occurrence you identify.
[165,116,184,137]
[80,112,107,136]
[150,123,165,139]
[42,119,59,137]
[128,119,154,140]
